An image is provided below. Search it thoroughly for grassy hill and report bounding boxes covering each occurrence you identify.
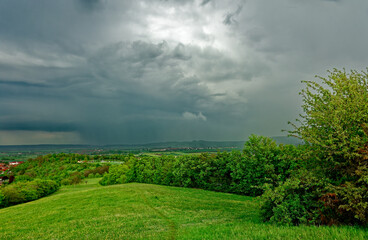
[0,179,366,240]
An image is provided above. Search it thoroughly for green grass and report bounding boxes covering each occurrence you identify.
[0,179,367,240]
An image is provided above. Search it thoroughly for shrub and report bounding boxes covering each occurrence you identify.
[263,68,368,226]
[320,180,368,225]
[84,166,110,178]
[0,179,59,208]
[69,172,83,185]
[14,175,33,182]
[60,178,72,185]
[289,69,368,181]
[261,170,326,225]
[99,164,129,186]
[61,172,83,185]
[230,135,300,196]
[0,190,5,207]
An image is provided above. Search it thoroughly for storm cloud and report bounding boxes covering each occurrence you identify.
[0,0,367,144]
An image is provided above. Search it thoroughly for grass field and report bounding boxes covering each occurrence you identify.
[0,179,367,240]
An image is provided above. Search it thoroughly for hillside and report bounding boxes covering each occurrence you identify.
[0,179,366,240]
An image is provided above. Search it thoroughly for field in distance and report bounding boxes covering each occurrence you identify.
[0,137,302,162]
[0,179,366,240]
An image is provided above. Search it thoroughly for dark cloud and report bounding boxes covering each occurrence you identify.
[77,0,104,11]
[0,121,78,132]
[0,0,367,144]
[0,80,48,88]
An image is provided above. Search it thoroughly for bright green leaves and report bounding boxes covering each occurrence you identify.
[290,69,368,178]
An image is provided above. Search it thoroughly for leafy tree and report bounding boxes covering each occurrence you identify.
[99,164,129,186]
[289,68,368,180]
[231,135,300,196]
[262,69,368,225]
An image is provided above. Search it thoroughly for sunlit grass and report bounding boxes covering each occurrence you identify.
[0,179,367,239]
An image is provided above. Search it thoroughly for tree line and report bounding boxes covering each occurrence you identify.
[100,69,368,226]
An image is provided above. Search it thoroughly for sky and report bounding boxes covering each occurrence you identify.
[0,0,368,145]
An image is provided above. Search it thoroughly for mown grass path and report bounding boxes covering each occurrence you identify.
[0,179,367,239]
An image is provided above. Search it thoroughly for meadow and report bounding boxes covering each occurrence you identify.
[0,179,367,240]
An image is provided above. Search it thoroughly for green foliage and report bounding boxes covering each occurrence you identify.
[0,190,4,207]
[84,165,109,178]
[61,172,83,185]
[1,153,108,207]
[231,135,301,196]
[289,69,368,179]
[101,138,300,197]
[11,153,110,184]
[320,181,368,225]
[261,170,326,225]
[99,164,129,186]
[262,68,368,226]
[14,175,33,182]
[0,179,59,208]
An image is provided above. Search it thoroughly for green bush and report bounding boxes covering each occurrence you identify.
[261,170,326,225]
[99,164,129,186]
[289,69,368,181]
[84,165,109,178]
[320,179,368,225]
[262,69,368,226]
[14,175,33,182]
[230,135,300,196]
[0,179,59,208]
[0,190,5,207]
[60,178,72,185]
[61,172,83,185]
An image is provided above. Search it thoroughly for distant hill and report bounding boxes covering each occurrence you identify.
[0,136,302,153]
[271,136,303,145]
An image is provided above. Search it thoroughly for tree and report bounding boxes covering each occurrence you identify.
[289,68,368,180]
[262,69,368,226]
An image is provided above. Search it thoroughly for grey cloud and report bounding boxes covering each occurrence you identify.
[0,80,48,88]
[200,0,211,6]
[0,121,78,132]
[223,5,243,25]
[1,0,367,145]
[172,43,192,60]
[76,0,104,11]
[183,112,207,121]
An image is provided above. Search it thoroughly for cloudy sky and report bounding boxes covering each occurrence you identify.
[0,0,367,145]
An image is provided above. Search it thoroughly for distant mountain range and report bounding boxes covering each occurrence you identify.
[0,136,302,152]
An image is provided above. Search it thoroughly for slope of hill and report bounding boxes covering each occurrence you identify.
[0,179,366,240]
